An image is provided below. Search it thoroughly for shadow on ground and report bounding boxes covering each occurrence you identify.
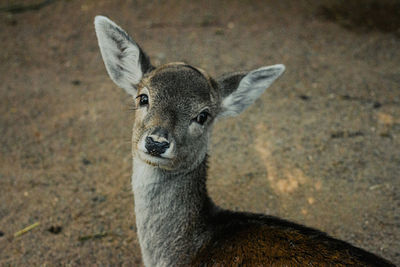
[318,0,400,34]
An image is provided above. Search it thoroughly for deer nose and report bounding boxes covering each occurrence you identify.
[145,136,170,156]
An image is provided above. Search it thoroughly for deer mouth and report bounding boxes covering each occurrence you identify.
[137,150,175,170]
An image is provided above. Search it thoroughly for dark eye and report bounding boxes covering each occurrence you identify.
[195,111,209,125]
[137,94,149,107]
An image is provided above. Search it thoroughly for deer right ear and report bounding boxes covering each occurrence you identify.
[94,16,153,96]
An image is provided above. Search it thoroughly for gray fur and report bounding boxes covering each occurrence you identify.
[132,156,214,266]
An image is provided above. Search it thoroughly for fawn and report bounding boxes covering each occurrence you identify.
[94,16,394,267]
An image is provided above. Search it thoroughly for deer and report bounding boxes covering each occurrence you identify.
[94,16,395,267]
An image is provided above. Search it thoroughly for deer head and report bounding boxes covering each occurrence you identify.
[94,16,285,172]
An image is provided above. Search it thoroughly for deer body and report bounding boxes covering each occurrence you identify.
[94,16,395,266]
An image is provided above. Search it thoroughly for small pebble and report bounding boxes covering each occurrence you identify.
[48,226,62,234]
[82,158,91,165]
[71,80,81,86]
[299,95,310,101]
[373,102,382,109]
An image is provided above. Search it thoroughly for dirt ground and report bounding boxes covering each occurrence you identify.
[0,0,399,265]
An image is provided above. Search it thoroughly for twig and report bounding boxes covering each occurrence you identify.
[14,222,40,237]
[78,232,108,242]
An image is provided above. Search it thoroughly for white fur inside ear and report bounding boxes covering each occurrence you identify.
[219,64,285,118]
[94,16,142,95]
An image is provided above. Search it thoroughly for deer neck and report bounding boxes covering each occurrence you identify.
[131,155,213,267]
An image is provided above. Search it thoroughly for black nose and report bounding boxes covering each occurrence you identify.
[145,136,170,156]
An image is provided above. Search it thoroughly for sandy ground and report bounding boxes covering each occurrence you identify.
[0,0,399,265]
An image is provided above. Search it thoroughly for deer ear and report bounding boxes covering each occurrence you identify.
[94,16,153,96]
[217,64,285,118]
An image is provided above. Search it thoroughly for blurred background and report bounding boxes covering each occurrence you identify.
[0,0,399,265]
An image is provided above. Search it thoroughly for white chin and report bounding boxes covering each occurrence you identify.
[138,151,174,169]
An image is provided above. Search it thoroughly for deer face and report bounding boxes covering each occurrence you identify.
[132,64,220,170]
[95,16,285,172]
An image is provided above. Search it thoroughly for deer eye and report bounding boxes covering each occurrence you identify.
[136,94,149,107]
[195,111,209,125]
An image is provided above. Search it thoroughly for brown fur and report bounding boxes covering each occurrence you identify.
[193,225,365,266]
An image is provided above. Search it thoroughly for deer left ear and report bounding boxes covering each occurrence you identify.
[217,64,285,118]
[94,16,154,96]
